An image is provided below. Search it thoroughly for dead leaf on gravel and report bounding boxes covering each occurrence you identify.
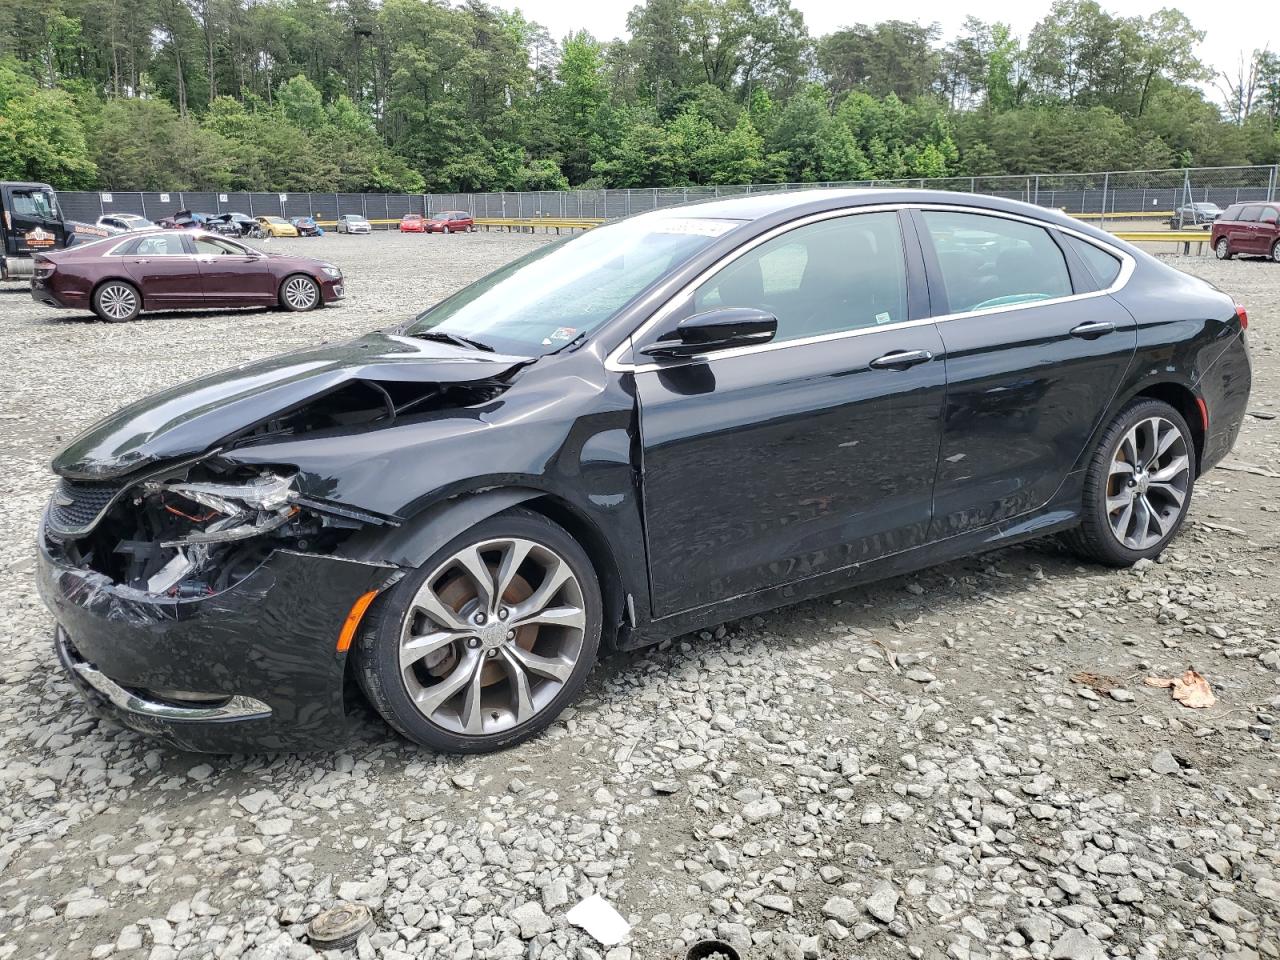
[1070,671,1120,692]
[1143,668,1216,709]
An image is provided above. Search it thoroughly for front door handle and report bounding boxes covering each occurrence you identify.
[1069,320,1116,339]
[869,349,933,370]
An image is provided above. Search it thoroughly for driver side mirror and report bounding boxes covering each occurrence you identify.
[639,307,777,360]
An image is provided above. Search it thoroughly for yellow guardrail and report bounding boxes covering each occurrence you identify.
[1073,211,1174,220]
[1112,230,1214,253]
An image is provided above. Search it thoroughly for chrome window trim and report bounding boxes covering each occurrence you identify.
[605,202,1136,374]
[107,237,192,257]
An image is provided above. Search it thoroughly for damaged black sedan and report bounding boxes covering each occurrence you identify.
[38,190,1252,754]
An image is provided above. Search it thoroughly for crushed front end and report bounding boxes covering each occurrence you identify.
[37,459,401,752]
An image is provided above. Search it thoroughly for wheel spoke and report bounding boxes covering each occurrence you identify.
[459,651,488,734]
[1106,489,1133,515]
[500,647,535,723]
[1120,427,1140,470]
[1144,496,1170,537]
[494,539,533,603]
[1130,495,1153,547]
[1148,480,1186,508]
[513,604,585,631]
[412,586,470,632]
[1111,499,1134,542]
[452,544,496,614]
[414,648,481,715]
[512,559,572,621]
[1109,459,1134,477]
[1150,454,1189,483]
[399,627,463,671]
[506,645,573,683]
[1151,423,1181,464]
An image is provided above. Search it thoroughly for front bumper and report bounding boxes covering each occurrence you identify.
[321,277,345,303]
[38,523,397,752]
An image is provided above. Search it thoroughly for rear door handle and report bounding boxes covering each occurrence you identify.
[1069,321,1116,339]
[869,349,933,370]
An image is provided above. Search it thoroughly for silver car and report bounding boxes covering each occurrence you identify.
[95,213,155,234]
[336,215,372,235]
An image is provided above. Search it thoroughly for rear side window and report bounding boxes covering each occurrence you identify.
[1063,235,1122,287]
[1241,206,1263,222]
[1222,205,1242,221]
[921,211,1073,315]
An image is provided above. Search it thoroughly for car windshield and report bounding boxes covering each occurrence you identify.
[12,188,62,222]
[405,215,740,356]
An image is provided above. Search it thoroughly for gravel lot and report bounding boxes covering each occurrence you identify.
[1,233,1278,960]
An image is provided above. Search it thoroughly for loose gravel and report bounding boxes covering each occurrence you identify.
[0,235,1278,960]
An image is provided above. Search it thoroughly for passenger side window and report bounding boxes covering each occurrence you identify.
[1240,206,1263,222]
[692,212,908,343]
[1063,235,1122,287]
[134,235,187,256]
[1262,208,1279,225]
[921,211,1072,314]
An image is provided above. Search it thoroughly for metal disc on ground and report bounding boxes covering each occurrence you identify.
[307,902,373,950]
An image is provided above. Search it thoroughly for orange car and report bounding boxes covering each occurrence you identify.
[400,214,426,233]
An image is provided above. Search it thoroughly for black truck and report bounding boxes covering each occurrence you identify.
[1,182,108,281]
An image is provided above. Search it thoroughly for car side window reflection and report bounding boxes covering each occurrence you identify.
[194,238,243,256]
[921,211,1072,315]
[134,235,188,256]
[692,212,908,343]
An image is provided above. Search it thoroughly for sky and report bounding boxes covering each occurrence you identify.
[492,0,1276,86]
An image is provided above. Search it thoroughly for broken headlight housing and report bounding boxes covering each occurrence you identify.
[58,465,376,597]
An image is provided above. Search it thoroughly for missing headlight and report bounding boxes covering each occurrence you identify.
[56,465,374,596]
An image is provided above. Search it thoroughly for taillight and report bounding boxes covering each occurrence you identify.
[34,259,55,277]
[1236,303,1248,330]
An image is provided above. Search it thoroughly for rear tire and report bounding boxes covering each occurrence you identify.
[92,280,141,322]
[443,225,451,234]
[1065,399,1196,567]
[1215,238,1232,260]
[354,507,602,753]
[1271,239,1280,263]
[279,274,320,311]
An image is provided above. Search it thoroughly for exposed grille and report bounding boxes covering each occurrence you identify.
[48,478,127,533]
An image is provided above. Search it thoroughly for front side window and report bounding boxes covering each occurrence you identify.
[131,234,188,256]
[11,188,61,222]
[407,215,737,356]
[1261,207,1279,225]
[921,211,1072,314]
[691,211,908,342]
[1240,206,1263,222]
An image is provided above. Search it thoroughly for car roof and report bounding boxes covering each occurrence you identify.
[638,187,1105,233]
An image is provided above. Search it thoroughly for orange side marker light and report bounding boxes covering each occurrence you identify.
[336,590,380,653]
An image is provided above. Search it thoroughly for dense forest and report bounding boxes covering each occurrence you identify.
[0,0,1277,193]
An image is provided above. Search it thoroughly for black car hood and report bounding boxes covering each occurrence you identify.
[53,332,531,480]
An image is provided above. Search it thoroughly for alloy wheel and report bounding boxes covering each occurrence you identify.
[1215,238,1230,259]
[1105,416,1190,551]
[283,276,318,310]
[97,284,137,321]
[1272,239,1280,263]
[398,536,586,737]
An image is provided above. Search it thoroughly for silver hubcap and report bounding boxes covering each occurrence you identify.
[1106,416,1190,550]
[1217,240,1228,258]
[399,537,586,736]
[99,284,136,320]
[284,277,317,309]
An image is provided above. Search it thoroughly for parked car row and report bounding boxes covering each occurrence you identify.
[95,211,464,237]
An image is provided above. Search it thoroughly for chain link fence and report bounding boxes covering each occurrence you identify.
[56,164,1280,229]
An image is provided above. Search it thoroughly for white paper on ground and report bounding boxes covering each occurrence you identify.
[565,894,630,946]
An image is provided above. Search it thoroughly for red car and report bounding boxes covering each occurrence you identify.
[31,229,345,322]
[400,214,426,233]
[424,211,474,233]
[1212,202,1280,262]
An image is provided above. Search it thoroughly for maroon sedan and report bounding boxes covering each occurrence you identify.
[31,229,344,322]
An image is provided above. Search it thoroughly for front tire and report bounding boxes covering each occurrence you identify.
[279,274,320,311]
[1215,238,1232,260]
[1066,399,1196,567]
[93,281,141,322]
[1272,239,1280,263]
[355,508,602,753]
